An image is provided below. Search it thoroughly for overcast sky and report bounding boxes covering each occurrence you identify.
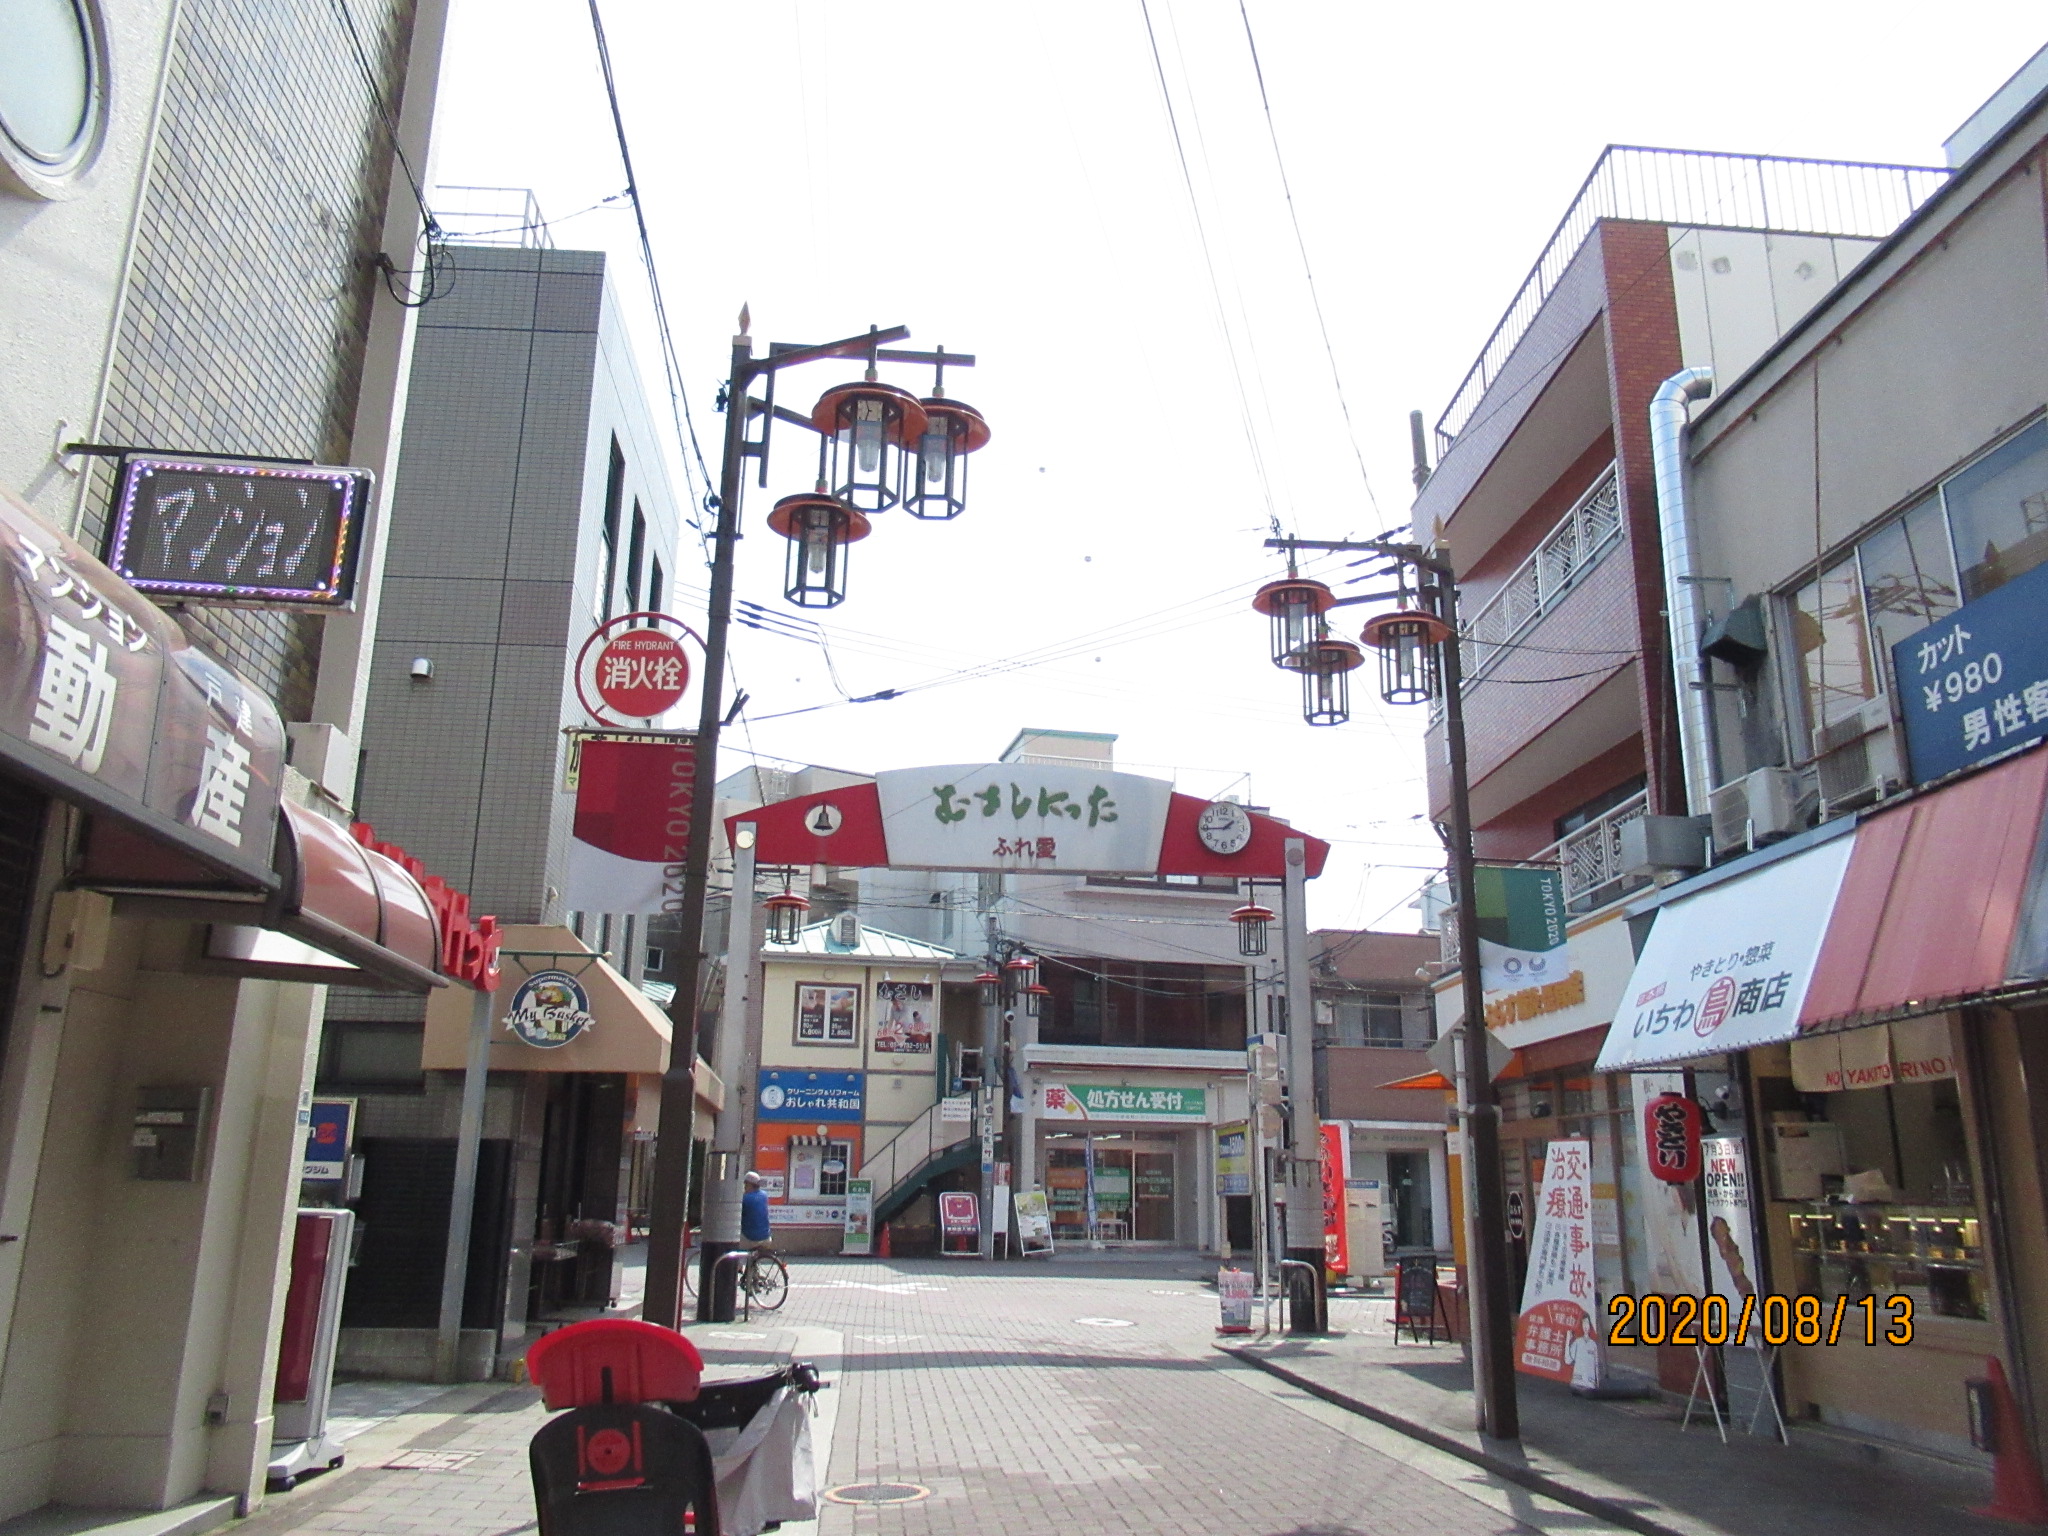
[425,2,2046,931]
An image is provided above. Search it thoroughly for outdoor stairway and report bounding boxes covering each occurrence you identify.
[860,1096,975,1222]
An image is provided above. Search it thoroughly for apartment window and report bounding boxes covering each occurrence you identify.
[644,945,665,974]
[1039,959,1248,1051]
[1084,873,1239,892]
[626,501,647,615]
[649,556,665,618]
[318,1023,425,1089]
[1782,423,2048,741]
[1554,775,1647,841]
[601,438,625,621]
[1320,991,1426,1047]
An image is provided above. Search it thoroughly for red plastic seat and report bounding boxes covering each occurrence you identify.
[526,1319,704,1410]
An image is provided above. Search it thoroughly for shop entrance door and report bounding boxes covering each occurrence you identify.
[1043,1135,1178,1242]
[1133,1147,1176,1240]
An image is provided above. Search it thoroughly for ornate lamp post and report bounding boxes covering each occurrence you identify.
[1296,631,1365,726]
[763,880,810,946]
[1252,575,1337,670]
[1253,534,1520,1442]
[645,317,983,1328]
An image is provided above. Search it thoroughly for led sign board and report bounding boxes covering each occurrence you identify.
[106,456,372,610]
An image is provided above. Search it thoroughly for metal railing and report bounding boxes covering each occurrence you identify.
[1463,468,1622,678]
[858,1095,973,1208]
[432,185,556,249]
[1434,147,1947,451]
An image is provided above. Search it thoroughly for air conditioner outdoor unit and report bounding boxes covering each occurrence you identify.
[1817,727,1902,813]
[1708,767,1801,855]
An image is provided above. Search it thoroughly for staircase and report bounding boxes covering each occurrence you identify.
[860,1097,975,1222]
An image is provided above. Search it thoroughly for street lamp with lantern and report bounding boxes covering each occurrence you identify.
[1296,631,1365,727]
[645,316,986,1328]
[763,879,810,947]
[1252,574,1337,670]
[1251,533,1520,1443]
[1229,900,1275,957]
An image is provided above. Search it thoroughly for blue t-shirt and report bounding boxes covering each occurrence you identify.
[741,1187,773,1242]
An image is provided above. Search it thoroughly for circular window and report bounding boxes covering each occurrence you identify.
[0,0,106,197]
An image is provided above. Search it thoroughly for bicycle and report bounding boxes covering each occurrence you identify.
[740,1247,789,1311]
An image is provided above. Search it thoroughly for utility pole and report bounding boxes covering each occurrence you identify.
[1279,836,1327,1332]
[980,915,1001,1262]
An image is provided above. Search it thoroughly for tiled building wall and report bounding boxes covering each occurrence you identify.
[89,0,417,719]
[356,246,606,921]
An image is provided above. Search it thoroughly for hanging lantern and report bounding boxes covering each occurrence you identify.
[1295,634,1364,726]
[811,382,928,514]
[975,970,1001,1008]
[1252,577,1337,670]
[1230,902,1276,957]
[1022,981,1052,1017]
[763,889,810,946]
[902,397,991,521]
[1003,952,1038,996]
[767,492,870,608]
[1360,607,1454,705]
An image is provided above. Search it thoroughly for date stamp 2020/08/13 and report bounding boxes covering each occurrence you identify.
[1607,1293,1915,1348]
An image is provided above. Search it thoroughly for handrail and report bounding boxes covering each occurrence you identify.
[858,1095,972,1209]
[1432,146,1946,451]
[1462,468,1622,679]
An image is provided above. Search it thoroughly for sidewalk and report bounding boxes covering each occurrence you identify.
[1223,1310,2016,1536]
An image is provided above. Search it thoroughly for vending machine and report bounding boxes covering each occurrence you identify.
[268,1208,356,1490]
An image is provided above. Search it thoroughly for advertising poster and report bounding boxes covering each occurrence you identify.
[939,1192,980,1237]
[1015,1191,1055,1255]
[302,1098,354,1182]
[874,981,934,1054]
[1473,865,1569,994]
[1702,1137,1759,1304]
[841,1177,875,1256]
[1215,1121,1250,1197]
[795,984,860,1045]
[1515,1138,1602,1386]
[1320,1121,1350,1279]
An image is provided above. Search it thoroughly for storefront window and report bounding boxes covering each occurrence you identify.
[1043,1133,1178,1242]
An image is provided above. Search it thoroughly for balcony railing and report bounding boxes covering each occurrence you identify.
[1433,790,1652,965]
[1433,146,1947,452]
[1463,468,1621,679]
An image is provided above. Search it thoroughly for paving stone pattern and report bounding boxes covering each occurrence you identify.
[239,1260,1554,1536]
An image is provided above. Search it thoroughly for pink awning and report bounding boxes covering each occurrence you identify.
[1800,747,2048,1033]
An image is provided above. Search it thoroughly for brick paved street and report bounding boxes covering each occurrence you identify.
[236,1257,1622,1536]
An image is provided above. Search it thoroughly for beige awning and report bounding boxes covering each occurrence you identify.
[423,924,723,1112]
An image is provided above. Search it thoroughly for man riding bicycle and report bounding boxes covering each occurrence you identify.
[742,1170,774,1250]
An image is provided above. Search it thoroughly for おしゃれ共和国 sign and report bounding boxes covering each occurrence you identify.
[504,969,597,1049]
[1894,557,2048,784]
[757,1070,863,1123]
[874,764,1174,873]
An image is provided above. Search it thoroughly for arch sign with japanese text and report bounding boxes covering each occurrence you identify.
[728,764,1329,879]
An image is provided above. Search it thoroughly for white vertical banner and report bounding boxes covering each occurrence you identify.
[1515,1138,1602,1387]
[1701,1137,1759,1304]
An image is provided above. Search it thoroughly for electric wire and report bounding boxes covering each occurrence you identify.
[329,0,450,307]
[1234,0,1381,525]
[586,0,718,545]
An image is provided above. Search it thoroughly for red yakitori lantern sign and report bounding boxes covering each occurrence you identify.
[1644,1092,1704,1184]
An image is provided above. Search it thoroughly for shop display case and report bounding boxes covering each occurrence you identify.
[1787,1204,1987,1320]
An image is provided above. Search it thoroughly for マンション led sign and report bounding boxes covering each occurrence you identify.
[105,456,372,610]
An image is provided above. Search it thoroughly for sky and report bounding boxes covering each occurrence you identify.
[424,1,2047,931]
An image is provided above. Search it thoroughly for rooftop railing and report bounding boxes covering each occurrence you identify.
[1433,146,1947,453]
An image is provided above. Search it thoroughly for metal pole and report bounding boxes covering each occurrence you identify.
[645,324,754,1329]
[434,986,493,1382]
[1433,567,1520,1441]
[1279,836,1326,1333]
[980,921,1000,1262]
[696,824,759,1320]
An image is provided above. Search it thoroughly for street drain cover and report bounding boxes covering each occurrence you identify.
[826,1482,931,1506]
[1075,1316,1135,1327]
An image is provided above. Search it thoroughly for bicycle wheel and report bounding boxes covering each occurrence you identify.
[745,1253,789,1311]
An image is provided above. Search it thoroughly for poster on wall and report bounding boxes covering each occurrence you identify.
[1515,1137,1602,1387]
[1702,1136,1759,1305]
[1215,1121,1250,1197]
[874,981,934,1054]
[795,984,860,1044]
[302,1098,355,1182]
[1320,1122,1351,1279]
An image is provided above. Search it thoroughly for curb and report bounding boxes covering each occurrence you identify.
[1217,1345,1688,1536]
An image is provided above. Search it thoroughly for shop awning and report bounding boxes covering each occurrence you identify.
[1802,746,2048,1033]
[1594,832,1856,1071]
[421,924,721,1111]
[1381,1069,1454,1091]
[200,801,446,992]
[0,485,285,892]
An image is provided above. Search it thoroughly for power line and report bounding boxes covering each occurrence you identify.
[1234,0,1381,525]
[586,0,718,546]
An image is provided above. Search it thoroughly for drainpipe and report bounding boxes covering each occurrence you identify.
[1649,367,1716,815]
